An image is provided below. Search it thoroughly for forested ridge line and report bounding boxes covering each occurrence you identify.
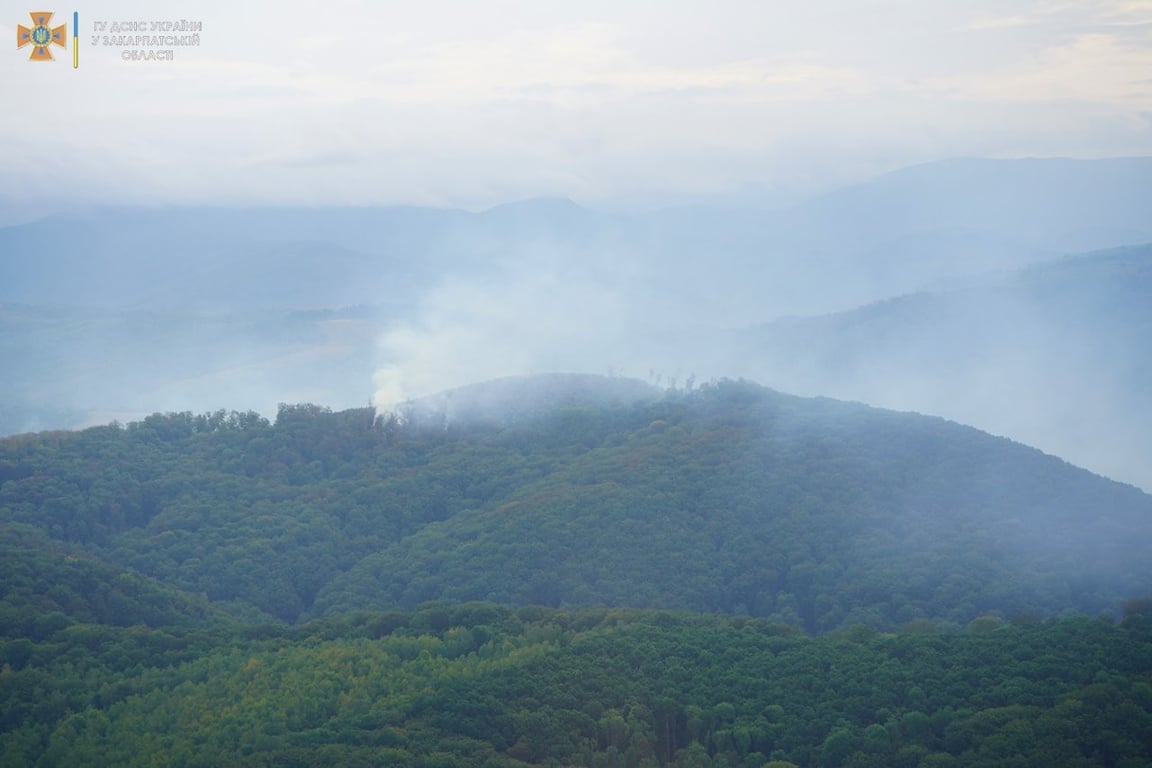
[2,378,1151,630]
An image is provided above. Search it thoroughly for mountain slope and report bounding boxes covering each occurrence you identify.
[732,243,1152,490]
[2,376,1149,631]
[315,380,1152,630]
[0,523,238,635]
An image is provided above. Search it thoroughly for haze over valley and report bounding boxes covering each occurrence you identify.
[4,2,1152,765]
[4,156,1152,489]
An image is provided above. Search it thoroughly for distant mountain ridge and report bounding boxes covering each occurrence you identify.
[731,243,1152,490]
[795,156,1152,251]
[635,155,1152,314]
[4,156,1152,314]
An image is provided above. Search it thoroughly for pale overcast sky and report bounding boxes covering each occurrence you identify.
[2,0,1150,209]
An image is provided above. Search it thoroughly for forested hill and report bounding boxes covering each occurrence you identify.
[2,377,1150,633]
[731,243,1152,491]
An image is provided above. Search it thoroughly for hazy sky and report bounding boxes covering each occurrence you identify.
[3,0,1151,209]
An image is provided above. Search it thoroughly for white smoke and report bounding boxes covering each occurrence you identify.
[371,247,676,415]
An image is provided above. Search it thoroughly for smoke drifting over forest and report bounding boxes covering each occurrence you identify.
[6,5,1152,765]
[370,241,710,412]
[2,158,1152,490]
[355,159,1152,490]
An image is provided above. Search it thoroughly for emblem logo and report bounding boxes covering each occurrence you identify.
[17,11,67,61]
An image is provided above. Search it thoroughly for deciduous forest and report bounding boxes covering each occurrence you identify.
[2,379,1151,766]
